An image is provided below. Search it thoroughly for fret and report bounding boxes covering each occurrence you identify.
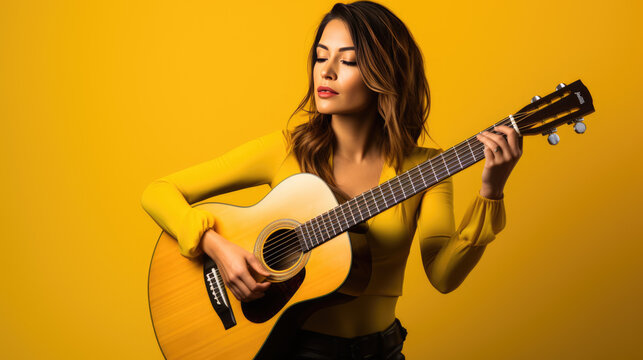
[370,189,380,213]
[441,154,450,175]
[310,217,321,246]
[397,177,406,198]
[330,211,338,236]
[466,139,476,161]
[331,208,341,233]
[454,147,463,169]
[325,212,334,238]
[418,166,427,187]
[348,198,357,225]
[407,171,415,193]
[311,217,321,246]
[429,161,438,182]
[468,144,475,164]
[308,222,317,248]
[379,185,388,208]
[328,212,337,237]
[320,214,330,240]
[302,223,312,250]
[388,181,397,202]
[340,207,349,230]
[355,195,364,221]
[362,193,371,218]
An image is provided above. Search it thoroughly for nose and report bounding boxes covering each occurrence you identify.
[320,60,337,81]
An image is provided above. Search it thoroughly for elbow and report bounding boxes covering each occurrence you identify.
[140,179,166,213]
[434,281,458,294]
[140,182,155,213]
[428,274,459,294]
[436,285,453,294]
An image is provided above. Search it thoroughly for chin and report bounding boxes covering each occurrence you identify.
[315,104,335,115]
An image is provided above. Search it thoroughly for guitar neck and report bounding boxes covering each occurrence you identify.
[297,117,512,252]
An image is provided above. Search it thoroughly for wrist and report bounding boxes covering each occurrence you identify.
[479,186,504,200]
[201,229,223,258]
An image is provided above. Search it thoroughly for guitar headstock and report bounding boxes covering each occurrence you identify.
[512,80,595,144]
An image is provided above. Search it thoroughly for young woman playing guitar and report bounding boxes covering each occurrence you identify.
[141,1,522,358]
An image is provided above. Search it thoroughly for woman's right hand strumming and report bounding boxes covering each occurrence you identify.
[201,229,271,302]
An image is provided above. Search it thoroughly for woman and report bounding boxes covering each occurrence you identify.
[141,1,522,359]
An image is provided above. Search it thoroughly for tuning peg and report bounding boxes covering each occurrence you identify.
[543,128,560,145]
[556,83,566,91]
[573,117,586,134]
[531,95,541,103]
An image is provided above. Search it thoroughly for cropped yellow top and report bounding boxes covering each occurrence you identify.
[140,128,506,337]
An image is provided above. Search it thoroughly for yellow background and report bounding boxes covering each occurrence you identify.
[2,0,642,358]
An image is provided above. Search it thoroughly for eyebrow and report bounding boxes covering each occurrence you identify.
[317,44,355,52]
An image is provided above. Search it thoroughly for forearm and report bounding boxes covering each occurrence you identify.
[141,179,217,258]
[141,179,193,239]
[424,235,486,294]
[419,192,506,294]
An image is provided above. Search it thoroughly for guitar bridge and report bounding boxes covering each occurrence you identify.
[203,256,236,329]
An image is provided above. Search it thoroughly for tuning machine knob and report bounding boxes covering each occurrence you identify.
[556,83,566,91]
[531,95,541,103]
[543,128,560,145]
[573,117,586,134]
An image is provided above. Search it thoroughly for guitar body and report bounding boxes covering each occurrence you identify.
[148,173,364,359]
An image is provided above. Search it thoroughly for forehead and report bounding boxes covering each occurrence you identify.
[318,19,354,48]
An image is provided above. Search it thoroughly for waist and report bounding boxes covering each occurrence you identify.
[299,295,399,337]
[292,318,408,359]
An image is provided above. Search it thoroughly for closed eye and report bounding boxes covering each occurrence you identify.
[315,58,357,66]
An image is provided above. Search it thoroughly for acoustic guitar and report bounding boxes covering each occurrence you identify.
[147,80,595,359]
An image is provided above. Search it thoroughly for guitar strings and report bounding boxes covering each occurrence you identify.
[261,110,528,257]
[261,112,533,264]
[262,134,494,264]
[273,96,570,260]
[261,110,535,264]
[262,138,501,265]
[261,112,531,264]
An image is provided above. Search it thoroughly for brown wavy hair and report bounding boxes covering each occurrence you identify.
[285,1,433,203]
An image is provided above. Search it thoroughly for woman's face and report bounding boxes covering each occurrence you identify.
[314,19,375,115]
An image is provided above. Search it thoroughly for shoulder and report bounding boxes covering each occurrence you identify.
[257,128,289,148]
[249,128,291,157]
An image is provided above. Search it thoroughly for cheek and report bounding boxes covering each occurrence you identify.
[343,72,370,102]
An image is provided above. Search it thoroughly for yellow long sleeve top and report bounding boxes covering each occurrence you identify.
[140,128,506,337]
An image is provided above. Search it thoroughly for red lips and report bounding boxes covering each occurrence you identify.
[317,86,338,94]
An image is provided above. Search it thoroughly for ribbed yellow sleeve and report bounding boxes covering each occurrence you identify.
[415,176,506,293]
[140,129,288,259]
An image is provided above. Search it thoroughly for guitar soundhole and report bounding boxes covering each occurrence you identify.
[262,228,302,271]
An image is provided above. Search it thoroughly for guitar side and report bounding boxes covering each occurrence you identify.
[147,173,355,359]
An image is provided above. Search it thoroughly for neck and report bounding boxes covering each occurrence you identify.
[330,107,381,163]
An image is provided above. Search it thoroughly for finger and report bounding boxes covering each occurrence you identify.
[239,269,264,300]
[217,267,240,300]
[476,133,497,163]
[255,281,271,292]
[483,130,512,161]
[222,272,244,301]
[244,282,271,302]
[228,282,244,301]
[228,268,253,301]
[492,125,521,157]
[247,254,271,279]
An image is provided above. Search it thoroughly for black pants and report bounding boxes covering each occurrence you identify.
[287,318,408,360]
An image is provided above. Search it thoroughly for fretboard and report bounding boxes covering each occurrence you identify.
[295,119,510,252]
